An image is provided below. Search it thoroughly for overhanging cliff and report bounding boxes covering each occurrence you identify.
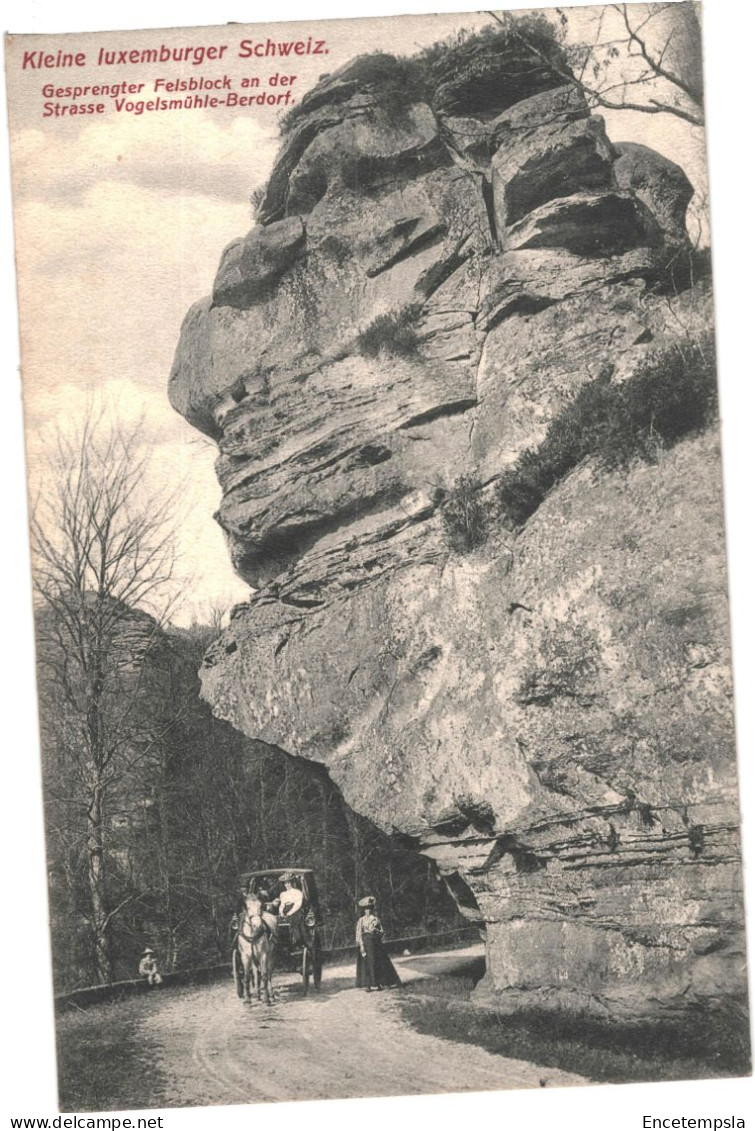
[168,35,746,1022]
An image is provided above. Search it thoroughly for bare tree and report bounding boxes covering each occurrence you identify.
[489,3,704,127]
[32,410,180,983]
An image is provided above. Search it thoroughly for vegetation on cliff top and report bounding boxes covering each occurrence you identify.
[279,16,564,136]
[279,5,703,138]
[496,334,717,529]
[440,334,718,551]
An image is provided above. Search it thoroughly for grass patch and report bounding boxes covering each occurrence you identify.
[250,184,266,212]
[356,57,428,127]
[440,475,489,552]
[399,995,751,1085]
[414,14,564,79]
[496,335,717,529]
[357,306,422,359]
[56,996,166,1111]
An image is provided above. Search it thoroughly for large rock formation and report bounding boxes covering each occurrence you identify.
[169,41,746,1022]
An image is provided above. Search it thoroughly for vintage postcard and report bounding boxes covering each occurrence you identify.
[3,0,751,1116]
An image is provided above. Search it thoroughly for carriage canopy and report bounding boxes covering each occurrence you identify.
[237,867,321,913]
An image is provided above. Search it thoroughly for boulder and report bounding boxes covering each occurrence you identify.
[492,115,615,230]
[256,54,432,224]
[613,141,694,246]
[490,82,588,139]
[254,99,367,225]
[168,38,746,1028]
[286,103,451,215]
[504,191,661,256]
[431,37,564,117]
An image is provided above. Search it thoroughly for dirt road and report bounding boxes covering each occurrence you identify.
[117,947,588,1108]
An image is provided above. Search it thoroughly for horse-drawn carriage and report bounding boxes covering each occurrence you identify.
[232,867,324,1002]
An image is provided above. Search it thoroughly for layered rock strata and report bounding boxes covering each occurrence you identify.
[169,46,746,1021]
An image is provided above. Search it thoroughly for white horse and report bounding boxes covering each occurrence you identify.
[234,893,277,1006]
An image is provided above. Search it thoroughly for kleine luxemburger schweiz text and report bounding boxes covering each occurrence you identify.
[21,37,328,70]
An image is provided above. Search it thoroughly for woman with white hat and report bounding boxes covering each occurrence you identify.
[355,896,400,992]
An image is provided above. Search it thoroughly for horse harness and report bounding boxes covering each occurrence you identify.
[237,904,274,946]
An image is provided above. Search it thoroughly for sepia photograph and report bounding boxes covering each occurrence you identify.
[2,0,753,1123]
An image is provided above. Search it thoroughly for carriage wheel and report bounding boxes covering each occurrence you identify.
[232,948,244,999]
[302,946,312,995]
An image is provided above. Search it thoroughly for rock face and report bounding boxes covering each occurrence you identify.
[169,39,747,1023]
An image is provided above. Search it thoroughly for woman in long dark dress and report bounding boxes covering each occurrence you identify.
[355,896,401,991]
